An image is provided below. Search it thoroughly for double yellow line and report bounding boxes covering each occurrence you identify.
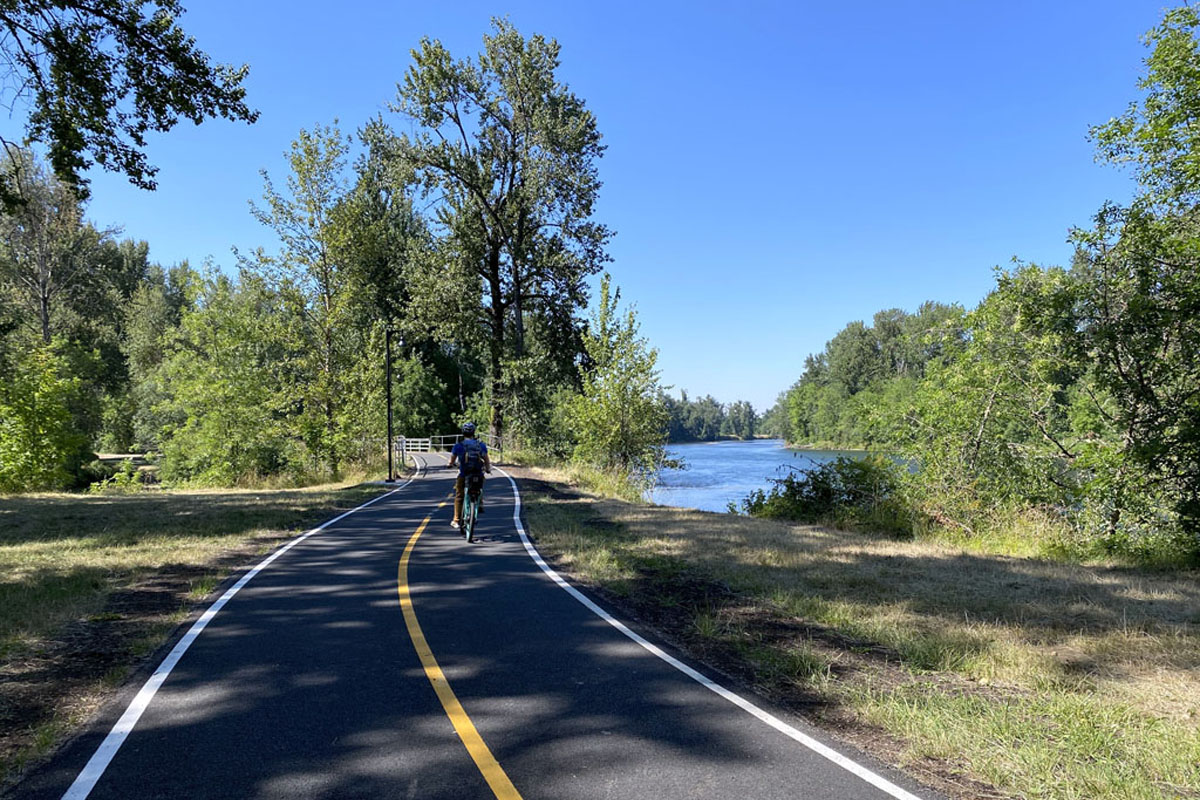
[397,503,522,800]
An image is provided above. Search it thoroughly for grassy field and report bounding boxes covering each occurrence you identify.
[518,470,1200,800]
[0,479,389,786]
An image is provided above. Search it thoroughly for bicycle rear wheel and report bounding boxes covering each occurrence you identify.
[464,494,478,542]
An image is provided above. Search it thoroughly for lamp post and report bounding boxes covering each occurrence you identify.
[385,327,395,482]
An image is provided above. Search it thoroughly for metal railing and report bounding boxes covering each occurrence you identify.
[392,432,505,468]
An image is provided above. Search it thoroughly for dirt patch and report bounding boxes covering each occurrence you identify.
[510,468,1014,800]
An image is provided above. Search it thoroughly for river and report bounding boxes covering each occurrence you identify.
[647,439,863,513]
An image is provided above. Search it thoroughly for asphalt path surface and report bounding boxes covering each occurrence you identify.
[15,457,942,800]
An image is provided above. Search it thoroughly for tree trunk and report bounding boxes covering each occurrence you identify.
[39,289,51,344]
[486,243,506,440]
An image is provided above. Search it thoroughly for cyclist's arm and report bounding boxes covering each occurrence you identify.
[483,452,492,473]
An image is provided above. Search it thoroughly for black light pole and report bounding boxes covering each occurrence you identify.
[385,327,395,482]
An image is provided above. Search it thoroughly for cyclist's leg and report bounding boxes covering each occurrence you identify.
[453,474,465,524]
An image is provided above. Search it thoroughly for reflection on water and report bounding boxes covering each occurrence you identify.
[647,439,861,514]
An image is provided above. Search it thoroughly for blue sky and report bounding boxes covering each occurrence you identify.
[5,1,1172,410]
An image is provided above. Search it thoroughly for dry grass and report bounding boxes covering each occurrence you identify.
[519,469,1200,800]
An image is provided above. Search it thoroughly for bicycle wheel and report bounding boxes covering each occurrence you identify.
[464,493,477,542]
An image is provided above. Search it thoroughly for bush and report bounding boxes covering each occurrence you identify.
[734,455,913,537]
[87,459,146,494]
[0,347,91,492]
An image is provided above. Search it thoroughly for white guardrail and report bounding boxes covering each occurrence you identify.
[393,433,504,466]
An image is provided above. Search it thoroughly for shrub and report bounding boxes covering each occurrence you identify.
[735,455,913,537]
[87,459,145,495]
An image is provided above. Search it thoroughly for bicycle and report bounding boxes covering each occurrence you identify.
[462,472,484,543]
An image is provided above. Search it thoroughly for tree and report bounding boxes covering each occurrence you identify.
[393,19,611,440]
[1091,5,1200,209]
[0,0,257,203]
[156,272,301,484]
[122,261,191,451]
[1070,206,1200,537]
[242,124,355,474]
[1080,4,1200,543]
[0,150,114,344]
[567,274,668,479]
[0,345,87,491]
[727,400,756,439]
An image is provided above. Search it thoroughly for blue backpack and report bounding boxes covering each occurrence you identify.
[461,438,485,475]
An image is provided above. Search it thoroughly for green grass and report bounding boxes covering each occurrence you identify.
[851,684,1200,800]
[518,467,1200,800]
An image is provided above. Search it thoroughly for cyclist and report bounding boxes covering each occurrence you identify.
[446,422,491,529]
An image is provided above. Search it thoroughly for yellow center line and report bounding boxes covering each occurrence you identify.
[397,502,523,800]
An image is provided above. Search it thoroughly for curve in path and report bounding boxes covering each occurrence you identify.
[13,456,940,800]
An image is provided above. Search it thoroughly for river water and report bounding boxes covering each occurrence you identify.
[647,439,861,513]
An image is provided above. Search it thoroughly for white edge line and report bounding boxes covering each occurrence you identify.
[496,467,926,800]
[61,465,423,800]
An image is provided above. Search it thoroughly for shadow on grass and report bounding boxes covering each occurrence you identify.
[0,485,382,547]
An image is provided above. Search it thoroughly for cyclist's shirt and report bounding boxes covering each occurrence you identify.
[451,438,488,475]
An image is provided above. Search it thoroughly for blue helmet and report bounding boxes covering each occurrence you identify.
[461,422,477,436]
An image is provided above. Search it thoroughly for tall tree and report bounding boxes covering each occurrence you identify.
[1081,4,1200,539]
[0,0,257,203]
[0,150,114,344]
[392,19,611,440]
[242,124,354,474]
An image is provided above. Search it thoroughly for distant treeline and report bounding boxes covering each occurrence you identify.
[765,302,963,449]
[661,391,764,442]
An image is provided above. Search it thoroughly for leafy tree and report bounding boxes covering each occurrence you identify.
[0,0,257,203]
[242,123,356,474]
[1076,3,1200,544]
[121,261,192,451]
[0,150,115,344]
[758,392,792,440]
[393,19,611,440]
[567,274,668,479]
[726,400,756,439]
[1091,5,1200,209]
[1069,206,1200,538]
[0,345,87,491]
[881,269,1082,524]
[156,272,301,484]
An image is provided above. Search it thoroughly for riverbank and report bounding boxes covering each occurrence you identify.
[0,478,395,789]
[519,466,1200,800]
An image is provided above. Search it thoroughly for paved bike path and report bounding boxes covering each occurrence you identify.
[16,458,940,800]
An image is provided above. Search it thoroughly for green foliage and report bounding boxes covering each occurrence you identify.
[763,2,1200,565]
[784,302,965,448]
[155,272,302,484]
[662,392,758,442]
[87,459,144,495]
[1091,5,1200,209]
[0,0,257,203]
[735,455,911,537]
[0,346,88,492]
[566,274,669,483]
[393,18,610,440]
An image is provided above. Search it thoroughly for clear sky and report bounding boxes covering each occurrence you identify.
[5,1,1173,410]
